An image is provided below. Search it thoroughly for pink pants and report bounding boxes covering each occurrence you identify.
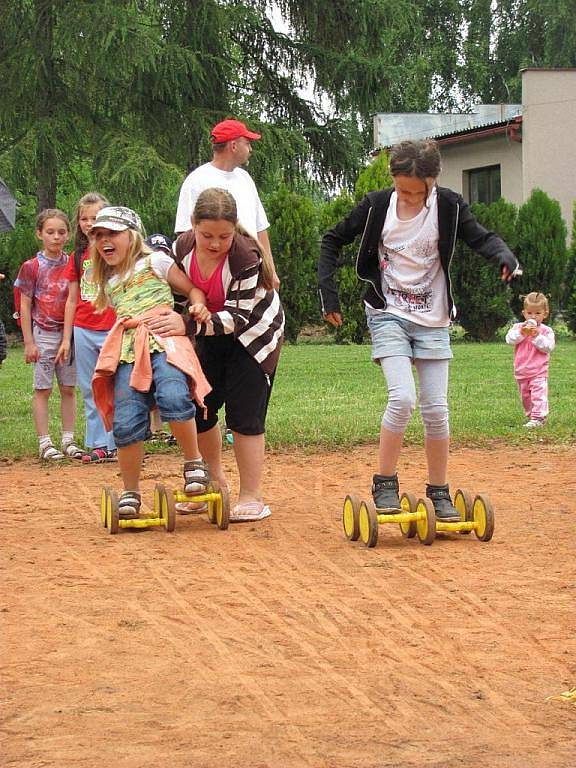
[516,375,549,420]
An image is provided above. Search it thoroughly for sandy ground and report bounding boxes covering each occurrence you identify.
[2,443,576,768]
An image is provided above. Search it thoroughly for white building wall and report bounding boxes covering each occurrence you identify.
[522,68,576,234]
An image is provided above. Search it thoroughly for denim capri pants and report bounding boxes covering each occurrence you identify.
[366,308,453,361]
[113,351,196,447]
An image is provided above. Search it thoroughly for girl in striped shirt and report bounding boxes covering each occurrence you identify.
[149,187,284,522]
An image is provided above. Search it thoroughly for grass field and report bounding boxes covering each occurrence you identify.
[0,338,574,458]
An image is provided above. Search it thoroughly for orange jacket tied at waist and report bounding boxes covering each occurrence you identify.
[92,305,211,432]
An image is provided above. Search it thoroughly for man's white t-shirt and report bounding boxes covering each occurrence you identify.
[174,163,270,237]
[377,187,448,327]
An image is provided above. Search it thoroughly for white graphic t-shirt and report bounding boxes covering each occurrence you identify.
[378,187,448,327]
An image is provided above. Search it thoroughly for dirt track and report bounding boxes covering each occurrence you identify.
[2,444,576,767]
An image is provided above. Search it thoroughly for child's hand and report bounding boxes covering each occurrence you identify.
[189,303,211,323]
[24,342,39,363]
[55,341,70,365]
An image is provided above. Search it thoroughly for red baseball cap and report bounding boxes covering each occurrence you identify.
[210,119,261,143]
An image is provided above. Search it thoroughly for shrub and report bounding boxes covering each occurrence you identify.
[317,192,369,344]
[451,198,516,340]
[564,202,576,334]
[512,188,568,318]
[354,150,391,201]
[266,186,319,343]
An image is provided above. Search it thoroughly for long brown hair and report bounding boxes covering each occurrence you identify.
[192,187,275,290]
[91,230,152,311]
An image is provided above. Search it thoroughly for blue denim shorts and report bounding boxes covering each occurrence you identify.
[366,308,453,361]
[113,352,196,447]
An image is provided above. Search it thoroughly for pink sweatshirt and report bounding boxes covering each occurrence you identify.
[505,322,555,380]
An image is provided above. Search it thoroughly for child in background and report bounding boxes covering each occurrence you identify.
[61,192,117,463]
[505,292,555,428]
[90,206,211,518]
[14,209,83,461]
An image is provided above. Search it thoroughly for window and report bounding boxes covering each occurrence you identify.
[468,165,501,205]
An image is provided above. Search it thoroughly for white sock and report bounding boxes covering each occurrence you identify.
[39,435,52,451]
[62,431,74,447]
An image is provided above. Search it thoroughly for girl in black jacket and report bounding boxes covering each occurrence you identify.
[318,139,520,520]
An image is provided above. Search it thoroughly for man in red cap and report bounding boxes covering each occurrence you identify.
[175,118,279,287]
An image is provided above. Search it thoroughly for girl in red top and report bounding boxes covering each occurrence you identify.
[62,193,117,463]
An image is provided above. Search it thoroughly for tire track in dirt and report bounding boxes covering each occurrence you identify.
[264,470,553,732]
[61,540,323,766]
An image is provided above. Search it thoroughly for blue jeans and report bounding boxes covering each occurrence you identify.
[74,326,115,450]
[366,309,452,361]
[113,352,196,447]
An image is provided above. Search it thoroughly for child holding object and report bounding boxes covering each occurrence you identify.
[318,139,521,520]
[89,206,211,519]
[14,209,83,461]
[505,292,555,428]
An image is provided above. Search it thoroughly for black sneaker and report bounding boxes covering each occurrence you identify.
[371,474,400,511]
[426,484,460,521]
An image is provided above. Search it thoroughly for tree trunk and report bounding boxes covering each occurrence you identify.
[34,0,57,210]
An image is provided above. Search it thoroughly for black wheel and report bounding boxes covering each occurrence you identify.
[342,494,361,541]
[415,498,436,546]
[454,488,473,535]
[473,494,495,542]
[399,491,417,538]
[359,499,379,548]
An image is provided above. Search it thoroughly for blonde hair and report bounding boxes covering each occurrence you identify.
[91,229,152,311]
[72,192,108,254]
[523,292,549,316]
[192,187,275,291]
[36,208,70,232]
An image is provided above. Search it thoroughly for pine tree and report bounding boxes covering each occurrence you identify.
[513,189,568,318]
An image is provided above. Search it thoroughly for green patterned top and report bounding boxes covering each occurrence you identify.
[107,256,174,363]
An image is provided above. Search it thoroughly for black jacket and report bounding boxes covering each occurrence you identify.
[318,186,520,319]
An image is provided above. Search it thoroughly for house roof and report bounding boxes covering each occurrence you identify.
[373,104,522,149]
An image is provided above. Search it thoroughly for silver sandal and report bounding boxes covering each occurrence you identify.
[62,442,85,460]
[118,491,142,519]
[183,460,210,496]
[39,444,65,461]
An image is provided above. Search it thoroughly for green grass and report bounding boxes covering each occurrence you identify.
[1,339,574,458]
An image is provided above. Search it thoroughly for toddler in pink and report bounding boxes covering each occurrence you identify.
[505,292,555,428]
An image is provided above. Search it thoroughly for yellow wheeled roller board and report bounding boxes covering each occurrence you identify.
[173,480,230,530]
[100,481,230,535]
[342,488,494,548]
[100,484,175,535]
[441,488,494,541]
